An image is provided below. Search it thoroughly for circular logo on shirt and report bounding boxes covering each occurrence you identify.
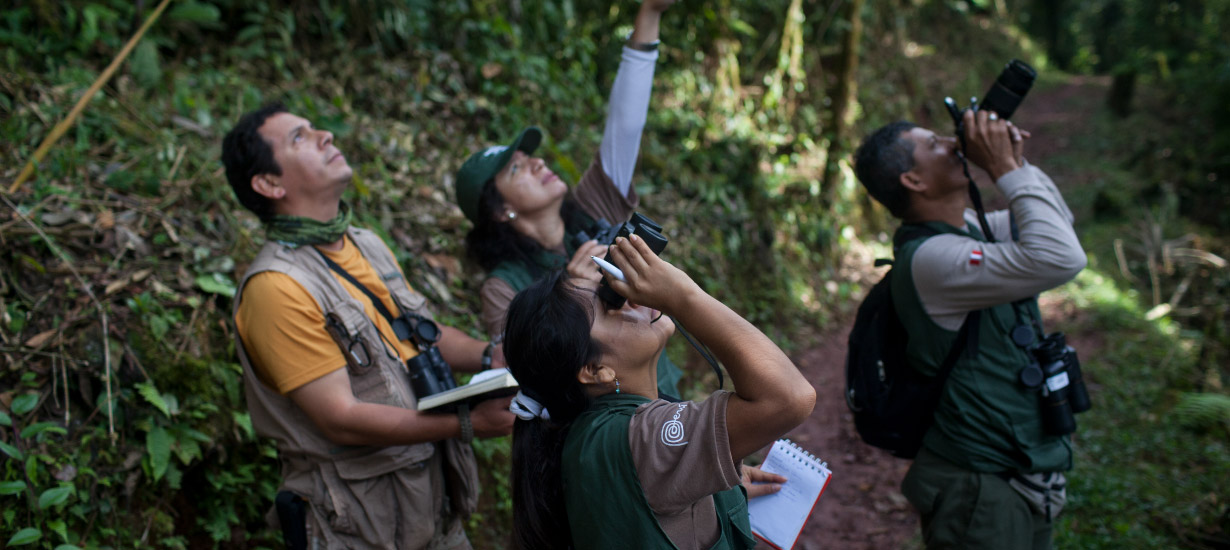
[660,403,689,447]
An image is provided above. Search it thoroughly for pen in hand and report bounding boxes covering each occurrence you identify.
[590,256,626,282]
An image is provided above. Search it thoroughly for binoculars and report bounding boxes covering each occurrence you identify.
[574,212,669,309]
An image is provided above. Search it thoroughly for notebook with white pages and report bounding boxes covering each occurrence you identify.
[747,439,833,550]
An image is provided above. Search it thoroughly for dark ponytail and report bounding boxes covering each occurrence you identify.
[504,271,604,550]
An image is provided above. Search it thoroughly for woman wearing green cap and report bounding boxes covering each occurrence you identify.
[455,0,685,398]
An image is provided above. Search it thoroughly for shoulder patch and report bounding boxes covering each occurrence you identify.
[969,249,983,266]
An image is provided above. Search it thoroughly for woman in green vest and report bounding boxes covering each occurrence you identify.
[502,236,816,550]
[452,0,686,398]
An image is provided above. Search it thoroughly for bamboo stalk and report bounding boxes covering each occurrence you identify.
[7,0,174,194]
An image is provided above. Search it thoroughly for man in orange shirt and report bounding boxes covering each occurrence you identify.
[221,103,514,549]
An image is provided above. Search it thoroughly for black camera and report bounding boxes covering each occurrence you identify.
[1024,332,1092,435]
[943,59,1037,129]
[397,313,458,399]
[587,212,669,309]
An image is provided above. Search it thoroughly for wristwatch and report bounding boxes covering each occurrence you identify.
[481,340,496,371]
[626,32,660,52]
[457,403,474,444]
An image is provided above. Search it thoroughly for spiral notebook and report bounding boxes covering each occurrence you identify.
[748,439,833,550]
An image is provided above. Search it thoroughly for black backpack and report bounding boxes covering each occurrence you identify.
[844,227,980,459]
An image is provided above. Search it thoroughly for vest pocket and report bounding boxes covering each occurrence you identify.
[718,488,757,549]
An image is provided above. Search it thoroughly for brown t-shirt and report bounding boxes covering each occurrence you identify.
[478,152,640,337]
[628,391,743,549]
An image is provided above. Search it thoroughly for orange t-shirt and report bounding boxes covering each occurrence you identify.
[235,236,419,394]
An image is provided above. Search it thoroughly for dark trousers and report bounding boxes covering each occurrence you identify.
[901,447,1052,550]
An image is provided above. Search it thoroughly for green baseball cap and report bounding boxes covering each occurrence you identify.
[455,127,543,224]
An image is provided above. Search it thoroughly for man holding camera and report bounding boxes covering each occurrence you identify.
[853,109,1086,549]
[221,103,515,549]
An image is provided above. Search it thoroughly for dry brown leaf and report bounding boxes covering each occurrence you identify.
[104,278,128,296]
[24,328,58,348]
[481,62,503,79]
[422,253,461,278]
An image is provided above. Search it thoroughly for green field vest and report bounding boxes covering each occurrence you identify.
[892,222,1072,473]
[561,394,756,550]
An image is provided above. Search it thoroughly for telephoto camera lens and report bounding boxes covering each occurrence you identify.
[980,59,1036,120]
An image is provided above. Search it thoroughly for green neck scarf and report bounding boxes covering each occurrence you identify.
[264,201,352,248]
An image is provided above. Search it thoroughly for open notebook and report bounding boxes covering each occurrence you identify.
[748,439,833,550]
[416,368,518,412]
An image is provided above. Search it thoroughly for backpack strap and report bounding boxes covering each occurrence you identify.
[934,310,981,385]
[891,222,983,386]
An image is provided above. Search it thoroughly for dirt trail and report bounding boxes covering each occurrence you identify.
[780,76,1109,549]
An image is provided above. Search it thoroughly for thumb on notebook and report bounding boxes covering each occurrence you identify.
[742,464,787,499]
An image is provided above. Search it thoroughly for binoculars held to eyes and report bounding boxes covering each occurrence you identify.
[573,212,669,309]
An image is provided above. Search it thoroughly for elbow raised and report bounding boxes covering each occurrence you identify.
[1054,247,1088,281]
[786,383,817,426]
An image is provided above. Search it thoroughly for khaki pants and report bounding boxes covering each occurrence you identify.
[901,448,1052,550]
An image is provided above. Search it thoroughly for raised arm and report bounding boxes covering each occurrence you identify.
[603,235,816,462]
[599,0,674,195]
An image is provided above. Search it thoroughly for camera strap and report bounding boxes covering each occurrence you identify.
[669,318,725,390]
[313,247,421,343]
[954,131,998,243]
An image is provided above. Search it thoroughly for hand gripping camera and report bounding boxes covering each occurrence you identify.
[941,59,1037,244]
[574,212,669,309]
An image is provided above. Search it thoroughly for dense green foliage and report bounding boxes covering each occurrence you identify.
[1,0,1226,548]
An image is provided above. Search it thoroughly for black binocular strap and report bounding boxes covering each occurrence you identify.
[954,128,998,243]
[313,247,402,329]
[670,319,724,390]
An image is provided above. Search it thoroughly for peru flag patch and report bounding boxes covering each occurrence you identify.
[969,249,984,266]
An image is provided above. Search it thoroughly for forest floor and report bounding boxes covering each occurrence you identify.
[782,74,1111,549]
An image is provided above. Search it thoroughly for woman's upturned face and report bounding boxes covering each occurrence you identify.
[569,278,674,371]
[493,151,569,218]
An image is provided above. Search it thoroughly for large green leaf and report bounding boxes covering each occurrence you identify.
[147,426,171,481]
[0,440,23,461]
[38,486,73,509]
[46,519,68,542]
[0,410,11,426]
[136,382,171,418]
[194,273,236,297]
[0,480,26,495]
[10,393,38,415]
[19,421,67,439]
[168,1,221,25]
[6,527,41,546]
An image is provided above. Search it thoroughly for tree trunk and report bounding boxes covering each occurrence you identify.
[1108,70,1136,118]
[819,0,865,207]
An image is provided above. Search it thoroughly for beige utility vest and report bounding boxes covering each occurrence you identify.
[233,227,478,544]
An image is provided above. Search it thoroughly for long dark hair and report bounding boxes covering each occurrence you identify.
[504,271,605,550]
[464,178,590,275]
